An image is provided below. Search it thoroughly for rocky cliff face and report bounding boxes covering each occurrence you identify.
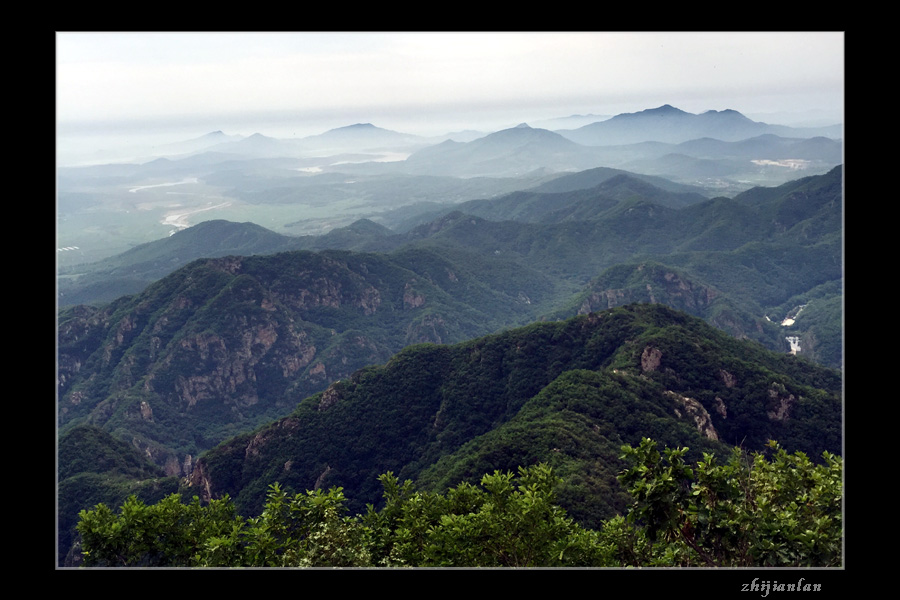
[669,392,720,441]
[56,250,518,472]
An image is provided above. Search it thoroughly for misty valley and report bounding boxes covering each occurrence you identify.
[57,105,844,568]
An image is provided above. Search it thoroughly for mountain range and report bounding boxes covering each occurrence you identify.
[147,105,841,161]
[395,117,841,182]
[556,104,842,146]
[70,105,840,180]
[57,166,710,306]
[58,165,842,477]
[57,105,842,268]
[56,104,844,567]
[59,300,842,564]
[190,303,841,524]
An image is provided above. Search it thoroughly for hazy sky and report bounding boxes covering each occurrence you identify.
[57,31,844,141]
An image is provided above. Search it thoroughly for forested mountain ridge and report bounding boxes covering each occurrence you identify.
[189,303,841,527]
[58,166,843,476]
[58,166,840,315]
[57,245,560,475]
[58,166,842,469]
[59,302,843,566]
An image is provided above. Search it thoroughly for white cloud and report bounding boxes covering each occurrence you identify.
[56,31,844,136]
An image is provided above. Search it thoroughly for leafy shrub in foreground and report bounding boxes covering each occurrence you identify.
[76,439,842,568]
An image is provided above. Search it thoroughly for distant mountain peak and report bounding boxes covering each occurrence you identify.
[188,130,229,142]
[319,123,402,136]
[612,105,691,121]
[514,123,532,128]
[702,108,749,118]
[328,123,379,132]
[645,104,688,115]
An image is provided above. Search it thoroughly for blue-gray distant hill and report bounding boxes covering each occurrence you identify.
[403,123,610,177]
[397,114,840,186]
[557,104,842,146]
[296,123,430,154]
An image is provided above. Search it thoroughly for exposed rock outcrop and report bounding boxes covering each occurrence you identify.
[641,346,663,372]
[767,382,796,421]
[318,382,343,411]
[669,391,719,441]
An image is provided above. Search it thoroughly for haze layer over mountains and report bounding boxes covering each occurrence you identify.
[57,105,841,266]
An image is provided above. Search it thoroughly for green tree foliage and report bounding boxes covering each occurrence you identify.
[612,438,842,567]
[77,485,370,568]
[361,464,604,567]
[75,440,842,568]
[77,494,241,567]
[202,485,370,567]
